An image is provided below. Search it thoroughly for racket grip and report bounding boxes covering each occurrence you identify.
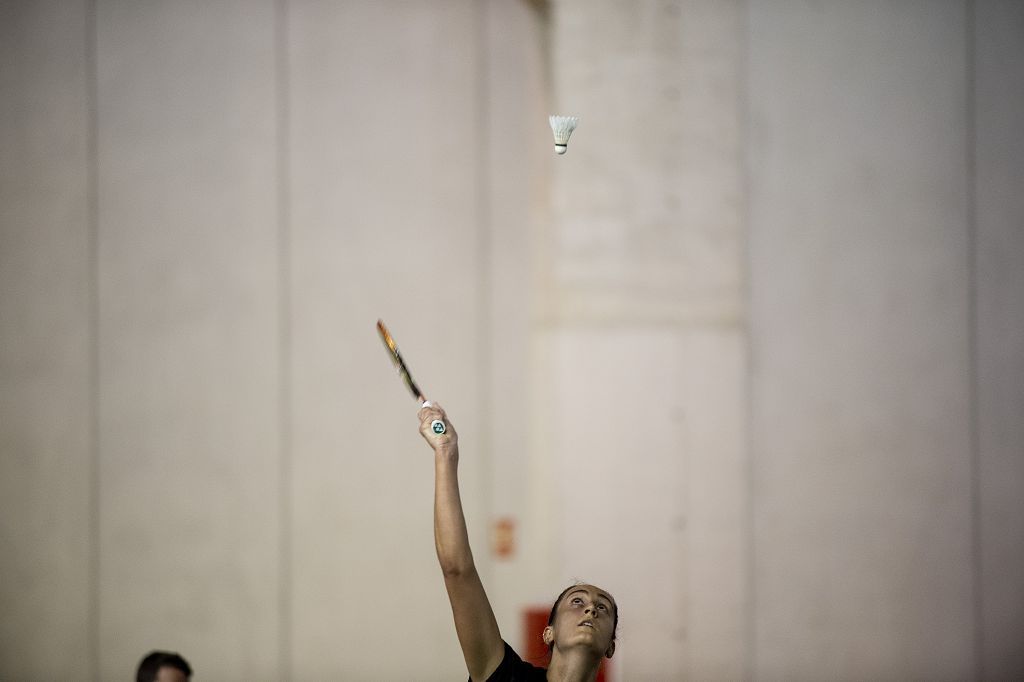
[421,400,445,433]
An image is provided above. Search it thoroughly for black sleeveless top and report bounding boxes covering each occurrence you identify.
[474,641,547,682]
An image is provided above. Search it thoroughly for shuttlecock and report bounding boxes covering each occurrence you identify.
[549,115,579,155]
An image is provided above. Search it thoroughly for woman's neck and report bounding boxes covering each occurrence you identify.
[546,648,601,682]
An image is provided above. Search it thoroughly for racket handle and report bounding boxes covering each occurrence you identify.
[420,400,446,433]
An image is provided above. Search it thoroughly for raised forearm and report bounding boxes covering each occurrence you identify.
[433,451,476,576]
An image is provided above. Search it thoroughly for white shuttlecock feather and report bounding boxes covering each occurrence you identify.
[549,115,579,155]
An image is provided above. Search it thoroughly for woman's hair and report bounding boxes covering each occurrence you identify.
[546,583,619,650]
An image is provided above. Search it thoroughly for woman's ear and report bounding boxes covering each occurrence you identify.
[605,640,616,659]
[542,626,554,646]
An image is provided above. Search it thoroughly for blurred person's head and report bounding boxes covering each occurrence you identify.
[136,650,192,682]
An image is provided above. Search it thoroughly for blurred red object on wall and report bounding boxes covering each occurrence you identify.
[522,605,609,682]
[493,517,516,559]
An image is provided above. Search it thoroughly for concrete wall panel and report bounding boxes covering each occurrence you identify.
[543,2,747,679]
[94,2,281,678]
[286,2,484,678]
[975,2,1024,679]
[481,0,554,650]
[0,2,93,679]
[748,2,974,679]
[546,0,743,326]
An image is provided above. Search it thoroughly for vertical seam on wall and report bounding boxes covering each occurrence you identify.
[965,1,983,679]
[476,0,494,589]
[275,2,293,680]
[86,1,101,678]
[741,2,757,675]
[738,1,756,680]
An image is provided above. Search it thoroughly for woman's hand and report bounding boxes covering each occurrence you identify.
[418,401,458,456]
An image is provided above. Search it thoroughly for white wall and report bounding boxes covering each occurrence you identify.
[94,1,282,677]
[2,1,1022,681]
[748,2,975,678]
[975,2,1024,678]
[745,1,1024,678]
[0,2,93,679]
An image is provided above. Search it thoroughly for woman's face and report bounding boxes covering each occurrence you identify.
[544,584,617,659]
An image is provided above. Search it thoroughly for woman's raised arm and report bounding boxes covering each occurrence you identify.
[419,402,505,681]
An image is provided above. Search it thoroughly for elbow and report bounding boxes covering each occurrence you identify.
[439,560,477,581]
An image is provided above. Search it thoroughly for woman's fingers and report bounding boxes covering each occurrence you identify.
[418,402,457,448]
[418,402,444,431]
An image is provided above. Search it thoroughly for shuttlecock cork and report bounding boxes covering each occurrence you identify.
[549,115,579,154]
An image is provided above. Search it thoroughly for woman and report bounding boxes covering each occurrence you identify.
[419,402,618,682]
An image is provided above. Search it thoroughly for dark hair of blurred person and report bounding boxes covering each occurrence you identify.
[136,650,192,682]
